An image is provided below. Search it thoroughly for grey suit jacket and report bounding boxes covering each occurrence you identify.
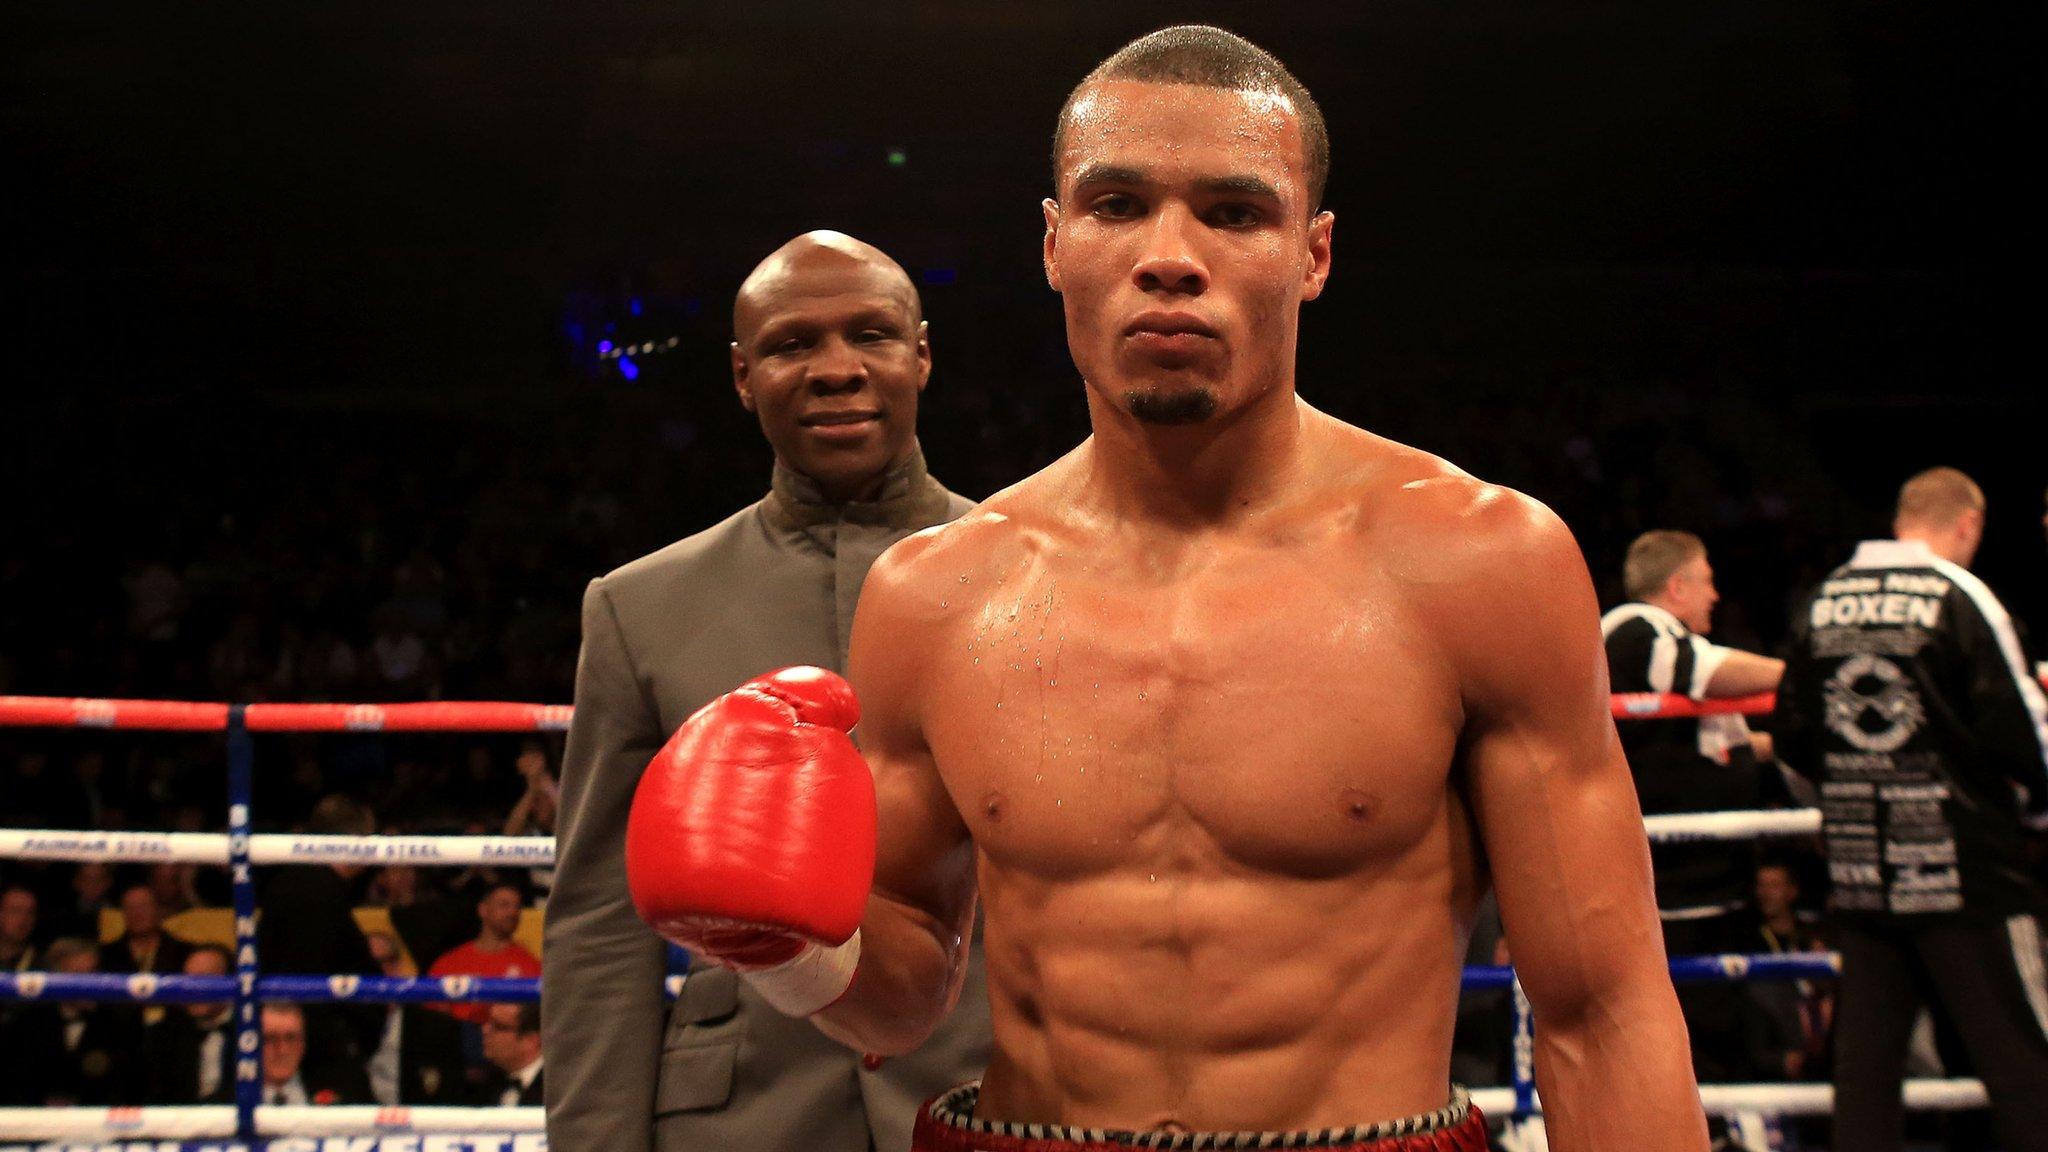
[543,451,991,1152]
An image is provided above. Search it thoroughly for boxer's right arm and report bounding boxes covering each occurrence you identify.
[1433,490,1709,1152]
[813,534,980,1057]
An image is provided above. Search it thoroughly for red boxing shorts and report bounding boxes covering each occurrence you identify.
[911,1083,1488,1152]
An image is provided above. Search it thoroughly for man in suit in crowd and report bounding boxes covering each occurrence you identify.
[378,864,479,975]
[98,883,192,975]
[544,231,992,1152]
[362,930,470,1106]
[481,1002,546,1107]
[42,863,114,945]
[0,885,37,973]
[259,1002,371,1106]
[142,944,237,1103]
[13,936,142,1105]
[258,796,384,1079]
[0,884,45,1104]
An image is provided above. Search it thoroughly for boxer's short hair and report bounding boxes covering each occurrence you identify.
[1053,25,1330,213]
[1623,530,1706,602]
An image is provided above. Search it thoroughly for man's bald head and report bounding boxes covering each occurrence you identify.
[733,230,921,342]
[727,230,932,503]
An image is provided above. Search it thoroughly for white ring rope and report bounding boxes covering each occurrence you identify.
[0,1105,541,1141]
[0,809,1823,868]
[0,1105,545,1140]
[1641,807,1822,843]
[0,830,555,867]
[1470,1078,1989,1119]
[266,1107,540,1136]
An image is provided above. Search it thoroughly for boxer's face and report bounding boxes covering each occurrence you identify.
[1044,80,1332,426]
[732,256,930,501]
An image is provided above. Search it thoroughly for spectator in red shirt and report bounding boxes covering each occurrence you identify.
[427,881,538,1025]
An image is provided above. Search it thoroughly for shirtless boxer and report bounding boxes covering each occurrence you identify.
[629,26,1708,1151]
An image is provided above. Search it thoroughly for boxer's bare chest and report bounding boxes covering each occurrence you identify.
[919,522,1467,881]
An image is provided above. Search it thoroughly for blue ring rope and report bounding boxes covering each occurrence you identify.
[0,953,1841,1005]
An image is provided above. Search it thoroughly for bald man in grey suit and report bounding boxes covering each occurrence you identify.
[543,232,991,1152]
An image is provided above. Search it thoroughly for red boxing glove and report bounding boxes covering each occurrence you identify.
[627,666,874,1015]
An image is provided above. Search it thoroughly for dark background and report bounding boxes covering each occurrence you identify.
[5,1,2043,711]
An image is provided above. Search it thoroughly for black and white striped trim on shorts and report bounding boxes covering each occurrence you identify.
[924,1083,1473,1149]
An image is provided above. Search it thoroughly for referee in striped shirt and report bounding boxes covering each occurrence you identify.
[1602,531,1789,1085]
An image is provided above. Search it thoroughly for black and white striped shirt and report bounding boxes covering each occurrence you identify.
[1602,602,1773,916]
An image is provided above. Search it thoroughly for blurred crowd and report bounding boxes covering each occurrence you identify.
[0,792,553,1108]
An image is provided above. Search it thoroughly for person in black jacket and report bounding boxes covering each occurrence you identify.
[142,944,237,1103]
[478,1002,544,1107]
[0,885,46,1105]
[1775,466,2048,1152]
[258,796,383,1078]
[9,936,143,1105]
[0,885,37,973]
[258,1002,372,1106]
[362,930,470,1106]
[99,884,192,976]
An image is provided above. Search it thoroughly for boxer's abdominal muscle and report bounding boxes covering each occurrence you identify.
[918,512,1488,1130]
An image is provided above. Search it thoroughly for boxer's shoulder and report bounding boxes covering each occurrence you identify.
[869,457,1079,592]
[869,503,1029,594]
[1332,434,1582,604]
[1382,473,1567,556]
[1332,440,1602,695]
